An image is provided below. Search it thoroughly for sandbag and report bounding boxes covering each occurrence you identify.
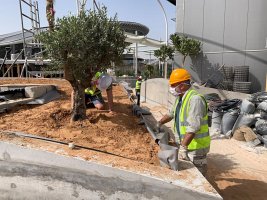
[233,126,257,142]
[240,99,255,114]
[233,127,246,141]
[255,119,267,135]
[262,135,267,148]
[221,110,239,135]
[211,110,223,131]
[257,101,267,112]
[248,91,267,103]
[232,113,257,133]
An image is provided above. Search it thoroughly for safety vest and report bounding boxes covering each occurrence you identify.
[135,80,142,90]
[84,72,102,96]
[173,89,210,151]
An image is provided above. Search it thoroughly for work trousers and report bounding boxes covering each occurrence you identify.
[136,89,140,106]
[188,147,209,176]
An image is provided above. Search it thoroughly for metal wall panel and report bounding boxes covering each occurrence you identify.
[202,0,225,52]
[222,53,246,66]
[245,52,267,92]
[223,0,248,51]
[246,0,267,50]
[174,0,267,91]
[184,0,204,39]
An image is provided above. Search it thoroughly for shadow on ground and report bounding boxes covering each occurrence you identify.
[206,153,267,200]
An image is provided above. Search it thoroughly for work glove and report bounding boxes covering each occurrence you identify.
[179,145,190,161]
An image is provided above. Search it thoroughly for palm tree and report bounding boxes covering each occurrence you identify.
[46,0,55,31]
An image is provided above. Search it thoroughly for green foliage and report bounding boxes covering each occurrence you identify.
[154,45,174,62]
[143,64,154,79]
[37,6,127,87]
[170,34,201,65]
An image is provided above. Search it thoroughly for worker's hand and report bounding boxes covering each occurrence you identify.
[91,80,98,86]
[179,145,190,161]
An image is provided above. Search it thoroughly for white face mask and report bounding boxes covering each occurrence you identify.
[169,86,181,96]
[169,82,190,96]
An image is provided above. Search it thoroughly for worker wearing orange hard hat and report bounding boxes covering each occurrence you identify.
[157,68,210,176]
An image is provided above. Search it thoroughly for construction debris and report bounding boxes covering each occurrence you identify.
[209,91,267,148]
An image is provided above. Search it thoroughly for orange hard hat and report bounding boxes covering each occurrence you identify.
[169,68,191,85]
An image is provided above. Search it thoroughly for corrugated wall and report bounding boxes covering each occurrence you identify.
[175,0,267,92]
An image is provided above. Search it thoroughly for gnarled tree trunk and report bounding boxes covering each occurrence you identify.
[70,81,86,121]
[64,64,86,121]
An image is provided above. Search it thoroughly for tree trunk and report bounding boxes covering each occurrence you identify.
[164,61,167,79]
[182,55,187,67]
[46,0,55,31]
[70,81,86,121]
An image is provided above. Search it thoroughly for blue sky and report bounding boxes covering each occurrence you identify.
[0,0,176,41]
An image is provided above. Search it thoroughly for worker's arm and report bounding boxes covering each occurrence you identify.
[106,86,113,112]
[158,114,173,125]
[157,102,175,128]
[181,132,195,146]
[157,113,173,132]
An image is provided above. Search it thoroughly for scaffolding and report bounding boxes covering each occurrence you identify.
[18,0,42,77]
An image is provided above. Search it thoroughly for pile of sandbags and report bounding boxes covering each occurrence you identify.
[210,99,241,135]
[211,92,267,148]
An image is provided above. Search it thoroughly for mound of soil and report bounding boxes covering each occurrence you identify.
[0,78,159,165]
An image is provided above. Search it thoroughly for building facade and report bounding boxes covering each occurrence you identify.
[174,0,267,92]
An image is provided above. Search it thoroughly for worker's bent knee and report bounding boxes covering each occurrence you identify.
[95,103,104,110]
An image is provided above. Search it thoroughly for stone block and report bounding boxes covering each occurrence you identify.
[25,85,55,99]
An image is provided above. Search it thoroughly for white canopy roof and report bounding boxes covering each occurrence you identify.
[125,33,166,48]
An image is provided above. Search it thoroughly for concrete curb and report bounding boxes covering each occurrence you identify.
[0,141,222,200]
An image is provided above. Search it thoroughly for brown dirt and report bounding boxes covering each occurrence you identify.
[1,78,207,189]
[206,139,267,200]
[0,78,159,165]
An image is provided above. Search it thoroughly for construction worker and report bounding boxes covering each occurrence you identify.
[157,68,210,175]
[85,72,113,111]
[135,76,142,106]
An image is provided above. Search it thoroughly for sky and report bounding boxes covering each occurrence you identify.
[0,0,176,58]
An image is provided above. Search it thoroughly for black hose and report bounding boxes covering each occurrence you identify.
[214,99,241,112]
[0,131,133,161]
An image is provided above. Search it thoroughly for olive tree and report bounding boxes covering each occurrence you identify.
[154,45,174,78]
[170,34,201,66]
[37,7,127,121]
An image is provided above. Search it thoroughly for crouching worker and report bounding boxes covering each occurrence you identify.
[157,68,210,176]
[85,72,113,112]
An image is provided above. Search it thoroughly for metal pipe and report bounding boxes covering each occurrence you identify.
[204,49,267,54]
[1,130,133,160]
[76,0,80,15]
[135,30,138,76]
[3,49,24,77]
[156,0,168,45]
[156,0,168,79]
